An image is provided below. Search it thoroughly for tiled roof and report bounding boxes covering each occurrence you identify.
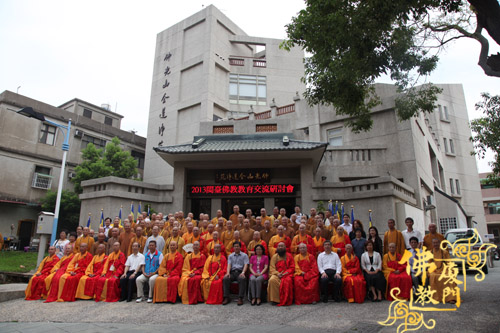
[154,133,327,154]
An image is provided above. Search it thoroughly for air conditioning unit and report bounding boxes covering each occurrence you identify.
[75,129,83,138]
[68,172,76,179]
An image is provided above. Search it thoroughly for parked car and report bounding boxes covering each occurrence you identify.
[444,228,488,274]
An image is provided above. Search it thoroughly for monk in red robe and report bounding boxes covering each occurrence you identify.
[341,244,366,303]
[383,242,412,301]
[294,243,320,305]
[330,226,351,258]
[268,226,292,257]
[95,241,126,302]
[201,243,227,304]
[56,243,93,302]
[153,241,184,303]
[75,244,108,300]
[268,242,295,306]
[178,241,206,304]
[44,244,75,302]
[25,246,59,300]
[291,224,316,256]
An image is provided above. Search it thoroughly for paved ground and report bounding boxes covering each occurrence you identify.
[1,266,500,333]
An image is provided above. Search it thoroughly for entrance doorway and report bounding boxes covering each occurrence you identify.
[274,197,297,218]
[18,220,35,250]
[222,198,265,218]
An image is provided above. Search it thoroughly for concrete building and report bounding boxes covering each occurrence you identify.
[79,5,486,238]
[0,91,146,249]
[480,173,500,244]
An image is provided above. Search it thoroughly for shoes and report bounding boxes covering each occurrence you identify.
[222,298,230,305]
[237,298,243,306]
[147,298,153,303]
[251,299,256,306]
[119,298,126,302]
[257,300,262,306]
[136,297,143,303]
[126,299,132,302]
[322,298,328,303]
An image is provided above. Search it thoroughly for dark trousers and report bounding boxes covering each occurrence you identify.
[120,271,140,301]
[320,269,342,301]
[223,269,247,298]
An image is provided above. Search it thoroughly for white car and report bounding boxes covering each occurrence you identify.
[444,228,488,274]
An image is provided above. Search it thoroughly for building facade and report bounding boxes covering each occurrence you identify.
[0,91,145,249]
[480,173,500,244]
[79,5,486,238]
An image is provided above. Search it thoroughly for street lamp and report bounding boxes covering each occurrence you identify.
[18,107,72,245]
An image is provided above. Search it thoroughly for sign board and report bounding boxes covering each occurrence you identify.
[215,169,271,183]
[190,184,296,196]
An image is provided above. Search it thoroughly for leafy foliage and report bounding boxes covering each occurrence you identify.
[470,93,500,187]
[40,190,81,234]
[72,137,138,193]
[282,0,500,131]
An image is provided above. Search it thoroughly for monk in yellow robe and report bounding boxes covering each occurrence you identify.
[95,242,126,302]
[164,227,186,257]
[247,231,268,257]
[181,222,195,243]
[383,219,405,255]
[201,243,227,304]
[128,226,147,256]
[291,224,316,255]
[74,227,94,253]
[25,246,59,300]
[428,238,458,304]
[75,244,108,300]
[56,243,93,302]
[341,244,366,303]
[221,221,235,257]
[383,243,412,301]
[153,241,184,303]
[294,243,319,305]
[330,226,351,258]
[268,242,295,306]
[205,231,225,257]
[44,244,75,302]
[312,227,326,256]
[423,223,445,251]
[268,226,292,257]
[178,241,207,304]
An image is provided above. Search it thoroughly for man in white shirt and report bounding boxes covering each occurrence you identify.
[317,240,342,302]
[402,217,422,249]
[341,214,353,234]
[103,217,112,238]
[119,242,145,302]
[144,226,165,254]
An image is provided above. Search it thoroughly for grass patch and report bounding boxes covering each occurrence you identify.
[0,251,40,273]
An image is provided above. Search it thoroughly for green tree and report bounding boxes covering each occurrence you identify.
[470,93,500,187]
[282,0,500,132]
[40,190,81,234]
[72,137,138,193]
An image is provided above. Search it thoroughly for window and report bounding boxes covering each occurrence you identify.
[439,217,457,234]
[327,128,343,146]
[39,124,56,145]
[81,134,106,149]
[104,116,113,126]
[449,139,455,154]
[83,108,92,119]
[443,106,449,120]
[32,166,52,190]
[455,179,461,195]
[229,74,266,105]
[443,138,448,153]
[449,178,455,194]
[131,150,145,169]
[488,202,500,215]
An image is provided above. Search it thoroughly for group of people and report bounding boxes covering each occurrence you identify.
[26,205,456,306]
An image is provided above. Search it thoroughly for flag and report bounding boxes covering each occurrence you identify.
[369,209,373,227]
[328,200,334,215]
[350,205,355,223]
[341,203,345,218]
[99,209,104,227]
[130,202,135,223]
[335,201,340,219]
[86,213,91,228]
[147,204,150,217]
[137,202,142,221]
[119,206,123,227]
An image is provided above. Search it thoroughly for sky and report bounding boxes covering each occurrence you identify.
[0,0,498,172]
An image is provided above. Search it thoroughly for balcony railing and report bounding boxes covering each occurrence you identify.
[32,173,53,190]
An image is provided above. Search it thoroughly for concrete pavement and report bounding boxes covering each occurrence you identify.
[1,267,500,332]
